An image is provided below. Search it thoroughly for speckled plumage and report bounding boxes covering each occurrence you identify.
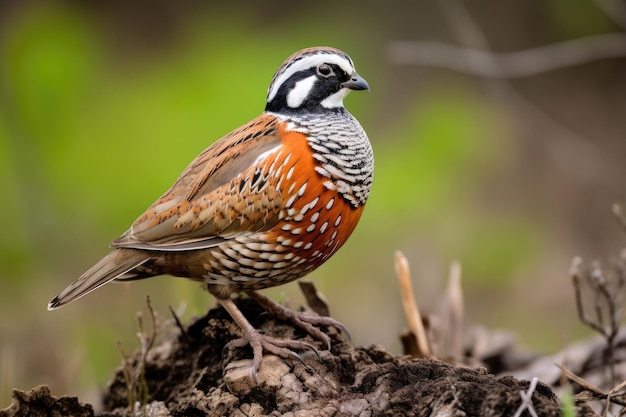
[49,46,373,380]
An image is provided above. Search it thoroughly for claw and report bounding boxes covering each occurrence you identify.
[247,290,349,349]
[218,298,328,383]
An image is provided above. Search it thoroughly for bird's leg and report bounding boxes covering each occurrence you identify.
[246,290,350,351]
[218,297,317,384]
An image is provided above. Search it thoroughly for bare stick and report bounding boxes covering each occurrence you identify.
[396,0,618,182]
[395,251,431,358]
[388,34,626,79]
[571,255,623,387]
[298,281,330,317]
[593,0,626,30]
[169,305,188,341]
[115,295,161,414]
[513,377,539,417]
[446,261,464,361]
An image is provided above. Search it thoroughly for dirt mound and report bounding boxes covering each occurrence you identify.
[2,298,594,416]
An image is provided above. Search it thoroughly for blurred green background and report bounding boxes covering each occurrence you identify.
[1,0,625,409]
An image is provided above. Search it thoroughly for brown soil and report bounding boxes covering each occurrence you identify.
[1,298,595,417]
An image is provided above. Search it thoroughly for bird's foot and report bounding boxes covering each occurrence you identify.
[247,290,350,350]
[218,297,321,384]
[223,329,318,384]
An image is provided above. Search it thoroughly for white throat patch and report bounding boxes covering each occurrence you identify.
[320,88,349,108]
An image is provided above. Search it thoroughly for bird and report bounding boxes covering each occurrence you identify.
[48,46,374,381]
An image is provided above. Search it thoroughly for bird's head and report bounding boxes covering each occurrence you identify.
[265,46,369,115]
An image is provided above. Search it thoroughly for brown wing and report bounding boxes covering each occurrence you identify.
[111,114,285,251]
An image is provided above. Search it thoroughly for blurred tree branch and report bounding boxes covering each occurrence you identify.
[388,0,623,183]
[593,0,626,29]
[388,34,626,79]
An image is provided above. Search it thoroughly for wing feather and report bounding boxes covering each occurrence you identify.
[112,114,286,251]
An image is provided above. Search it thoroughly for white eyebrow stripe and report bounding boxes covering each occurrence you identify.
[267,54,354,103]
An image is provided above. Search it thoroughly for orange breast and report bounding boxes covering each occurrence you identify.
[263,123,365,269]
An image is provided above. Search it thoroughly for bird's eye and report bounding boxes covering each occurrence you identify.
[317,64,334,77]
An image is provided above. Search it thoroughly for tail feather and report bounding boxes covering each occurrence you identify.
[48,249,151,310]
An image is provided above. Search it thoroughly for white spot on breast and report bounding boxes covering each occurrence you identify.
[323,181,336,191]
[334,215,342,226]
[310,212,320,223]
[306,224,315,233]
[304,242,312,250]
[315,166,331,178]
[319,221,329,233]
[326,198,334,210]
[323,162,356,183]
[274,175,284,192]
[286,165,295,180]
[285,194,297,208]
[297,183,307,196]
[274,160,284,178]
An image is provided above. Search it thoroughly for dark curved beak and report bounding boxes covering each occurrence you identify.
[342,73,370,91]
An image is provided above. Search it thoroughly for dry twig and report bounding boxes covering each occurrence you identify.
[559,364,626,415]
[389,0,619,183]
[299,280,331,317]
[116,295,160,416]
[445,261,464,362]
[389,34,626,79]
[395,251,432,358]
[571,256,624,386]
[593,0,626,29]
[513,377,539,417]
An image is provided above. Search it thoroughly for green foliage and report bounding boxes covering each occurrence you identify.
[371,85,493,218]
[547,0,613,37]
[457,216,541,285]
